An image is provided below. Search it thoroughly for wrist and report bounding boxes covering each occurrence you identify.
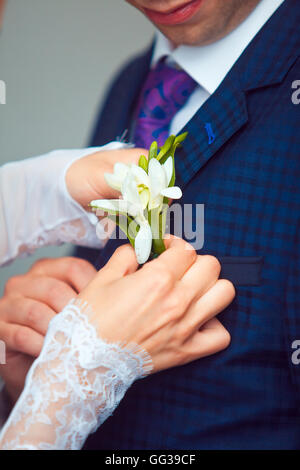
[53,299,153,381]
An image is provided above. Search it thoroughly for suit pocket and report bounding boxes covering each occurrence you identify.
[218,256,263,286]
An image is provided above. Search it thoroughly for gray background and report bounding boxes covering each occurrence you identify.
[0,0,154,293]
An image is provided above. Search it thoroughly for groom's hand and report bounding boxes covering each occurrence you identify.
[0,257,96,403]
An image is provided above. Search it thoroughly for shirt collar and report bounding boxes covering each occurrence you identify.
[151,0,285,95]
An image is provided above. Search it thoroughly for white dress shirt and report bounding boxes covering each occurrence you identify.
[151,0,284,136]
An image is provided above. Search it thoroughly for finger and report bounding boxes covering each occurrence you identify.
[113,148,148,166]
[185,318,231,362]
[0,322,44,357]
[178,255,222,305]
[182,279,235,333]
[151,235,197,282]
[13,277,77,312]
[30,257,97,292]
[99,244,139,284]
[3,297,56,335]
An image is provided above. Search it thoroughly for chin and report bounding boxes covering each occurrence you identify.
[158,24,217,47]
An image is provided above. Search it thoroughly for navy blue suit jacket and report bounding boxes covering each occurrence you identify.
[80,0,300,449]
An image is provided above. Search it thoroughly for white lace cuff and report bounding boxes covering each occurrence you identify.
[0,299,152,450]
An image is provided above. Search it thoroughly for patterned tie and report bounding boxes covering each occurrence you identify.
[133,60,197,148]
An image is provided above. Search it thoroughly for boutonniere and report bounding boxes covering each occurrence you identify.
[90,133,187,264]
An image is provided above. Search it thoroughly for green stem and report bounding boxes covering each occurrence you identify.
[107,214,136,248]
[150,208,166,256]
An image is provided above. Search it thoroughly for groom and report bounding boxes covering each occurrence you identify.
[76,0,300,449]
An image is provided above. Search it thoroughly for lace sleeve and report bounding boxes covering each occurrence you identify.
[0,299,153,450]
[0,142,127,267]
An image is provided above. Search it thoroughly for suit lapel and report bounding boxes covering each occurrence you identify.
[175,0,300,188]
[175,76,248,188]
[91,1,299,188]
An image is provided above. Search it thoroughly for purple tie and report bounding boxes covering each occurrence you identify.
[133,60,197,148]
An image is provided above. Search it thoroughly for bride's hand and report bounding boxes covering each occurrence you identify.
[65,148,147,210]
[78,236,235,373]
[0,237,234,451]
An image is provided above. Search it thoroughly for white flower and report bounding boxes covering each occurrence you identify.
[91,156,182,264]
[147,157,182,210]
[104,163,129,191]
[91,171,152,264]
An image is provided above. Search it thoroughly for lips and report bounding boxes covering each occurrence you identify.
[143,0,203,26]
